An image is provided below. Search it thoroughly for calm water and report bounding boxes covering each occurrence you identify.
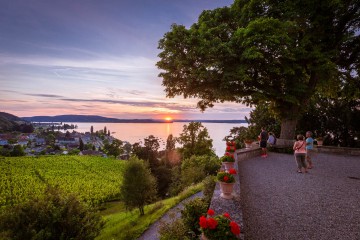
[67,122,247,156]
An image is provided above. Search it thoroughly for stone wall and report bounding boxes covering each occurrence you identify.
[315,145,360,156]
[208,147,261,240]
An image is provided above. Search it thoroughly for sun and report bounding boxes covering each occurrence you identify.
[164,117,172,121]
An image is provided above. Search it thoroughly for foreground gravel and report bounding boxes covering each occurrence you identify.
[239,152,360,240]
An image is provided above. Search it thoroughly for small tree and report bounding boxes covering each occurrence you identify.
[104,139,123,158]
[10,145,25,157]
[79,138,84,151]
[120,156,157,215]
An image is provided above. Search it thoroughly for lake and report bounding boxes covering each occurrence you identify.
[67,122,247,156]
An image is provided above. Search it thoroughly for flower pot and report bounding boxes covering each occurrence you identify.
[219,182,235,199]
[201,233,209,240]
[223,161,235,171]
[317,140,323,146]
[244,141,253,149]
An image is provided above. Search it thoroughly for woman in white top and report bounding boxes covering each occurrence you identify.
[293,134,308,173]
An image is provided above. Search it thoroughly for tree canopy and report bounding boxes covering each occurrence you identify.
[177,122,214,159]
[157,0,360,139]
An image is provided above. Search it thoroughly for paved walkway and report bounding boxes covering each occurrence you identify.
[138,191,203,240]
[239,152,360,240]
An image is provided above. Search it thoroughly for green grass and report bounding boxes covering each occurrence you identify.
[96,183,204,240]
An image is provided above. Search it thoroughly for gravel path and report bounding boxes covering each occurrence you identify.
[137,191,203,240]
[239,152,360,240]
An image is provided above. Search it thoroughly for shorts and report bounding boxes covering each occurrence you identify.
[260,140,267,148]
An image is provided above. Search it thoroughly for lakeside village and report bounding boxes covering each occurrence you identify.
[0,122,130,159]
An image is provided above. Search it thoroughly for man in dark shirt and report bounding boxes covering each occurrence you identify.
[259,128,268,157]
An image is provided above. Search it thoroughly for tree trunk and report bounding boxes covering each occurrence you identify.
[279,119,297,140]
[139,206,144,216]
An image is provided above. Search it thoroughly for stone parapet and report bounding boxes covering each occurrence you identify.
[208,147,261,240]
[315,145,360,156]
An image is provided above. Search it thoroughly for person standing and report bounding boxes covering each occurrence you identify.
[305,131,314,169]
[259,128,268,157]
[267,132,276,146]
[293,135,308,173]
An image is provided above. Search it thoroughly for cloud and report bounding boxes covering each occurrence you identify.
[25,93,64,98]
[0,54,157,73]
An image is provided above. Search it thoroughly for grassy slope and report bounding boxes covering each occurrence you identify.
[97,183,204,240]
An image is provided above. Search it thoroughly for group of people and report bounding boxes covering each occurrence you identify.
[258,128,276,158]
[258,128,314,173]
[293,131,314,173]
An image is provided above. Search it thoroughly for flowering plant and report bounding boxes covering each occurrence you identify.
[228,168,237,175]
[220,152,234,162]
[226,141,236,146]
[199,209,240,240]
[217,171,235,183]
[226,145,236,152]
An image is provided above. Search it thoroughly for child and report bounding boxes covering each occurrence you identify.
[305,131,314,169]
[293,135,307,173]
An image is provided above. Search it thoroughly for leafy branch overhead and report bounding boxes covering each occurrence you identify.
[157,0,359,139]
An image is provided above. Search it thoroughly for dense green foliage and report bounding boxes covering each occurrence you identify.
[181,197,209,236]
[120,156,157,215]
[157,0,360,139]
[0,155,125,207]
[0,187,104,240]
[182,155,221,176]
[177,122,214,159]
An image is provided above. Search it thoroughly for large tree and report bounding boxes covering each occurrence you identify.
[157,0,360,139]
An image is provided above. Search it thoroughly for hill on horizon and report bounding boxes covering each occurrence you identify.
[22,114,247,123]
[0,112,29,132]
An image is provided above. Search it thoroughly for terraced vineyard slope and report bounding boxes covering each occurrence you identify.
[0,155,125,207]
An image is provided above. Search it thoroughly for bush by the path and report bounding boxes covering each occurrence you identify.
[0,187,104,240]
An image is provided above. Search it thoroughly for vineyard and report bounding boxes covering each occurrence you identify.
[0,155,125,208]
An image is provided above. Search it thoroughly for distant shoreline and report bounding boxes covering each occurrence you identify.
[22,115,247,124]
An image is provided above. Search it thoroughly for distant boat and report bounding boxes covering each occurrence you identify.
[112,132,116,134]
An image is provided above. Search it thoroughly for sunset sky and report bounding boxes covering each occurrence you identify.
[0,0,251,120]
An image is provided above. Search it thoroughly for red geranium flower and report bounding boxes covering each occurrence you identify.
[226,146,231,150]
[229,168,237,174]
[223,176,229,182]
[223,212,230,219]
[199,216,208,229]
[207,209,215,216]
[206,218,218,229]
[230,221,241,235]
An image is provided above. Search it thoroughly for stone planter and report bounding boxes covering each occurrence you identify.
[201,233,209,240]
[244,141,253,149]
[219,182,235,199]
[223,161,235,171]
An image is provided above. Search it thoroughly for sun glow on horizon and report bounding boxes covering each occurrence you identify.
[164,117,172,121]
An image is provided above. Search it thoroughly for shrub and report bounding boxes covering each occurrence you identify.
[202,176,216,203]
[181,155,221,176]
[181,197,208,236]
[181,165,206,186]
[0,187,104,240]
[158,215,191,240]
